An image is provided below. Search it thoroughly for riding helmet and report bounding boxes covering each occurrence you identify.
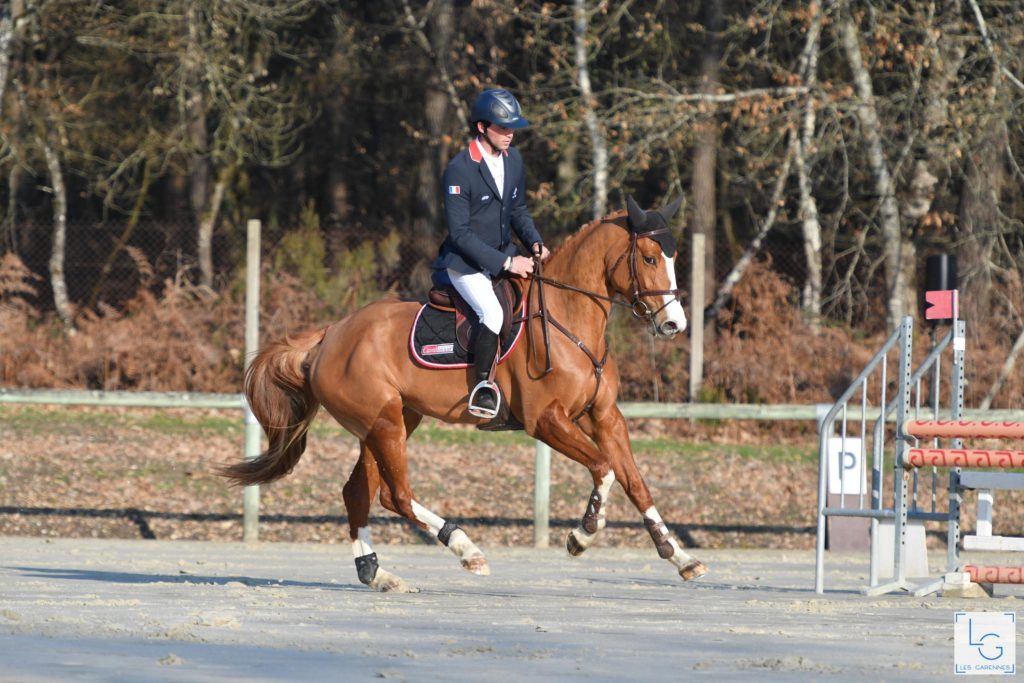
[470,89,529,129]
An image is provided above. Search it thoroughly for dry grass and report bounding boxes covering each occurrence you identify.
[3,253,1023,410]
[0,405,819,550]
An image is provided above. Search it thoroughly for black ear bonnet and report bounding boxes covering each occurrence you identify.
[625,195,683,256]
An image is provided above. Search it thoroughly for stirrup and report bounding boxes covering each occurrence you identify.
[467,380,501,419]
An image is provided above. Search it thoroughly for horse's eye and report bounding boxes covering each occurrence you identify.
[643,255,657,266]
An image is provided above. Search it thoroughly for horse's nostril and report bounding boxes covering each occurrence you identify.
[661,321,678,335]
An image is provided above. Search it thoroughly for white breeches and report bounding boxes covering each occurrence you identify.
[447,269,503,334]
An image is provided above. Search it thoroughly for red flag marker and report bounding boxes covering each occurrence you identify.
[925,289,958,320]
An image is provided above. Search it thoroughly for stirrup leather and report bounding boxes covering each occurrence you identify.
[467,380,501,419]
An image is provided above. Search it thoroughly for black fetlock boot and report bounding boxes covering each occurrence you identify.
[467,327,500,419]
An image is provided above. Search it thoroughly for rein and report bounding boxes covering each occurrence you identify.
[520,226,684,421]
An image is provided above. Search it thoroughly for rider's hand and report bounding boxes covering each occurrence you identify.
[507,255,535,277]
[532,242,551,261]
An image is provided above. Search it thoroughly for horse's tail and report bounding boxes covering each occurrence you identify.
[219,327,327,487]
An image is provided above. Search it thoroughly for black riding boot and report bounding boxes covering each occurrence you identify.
[468,327,500,418]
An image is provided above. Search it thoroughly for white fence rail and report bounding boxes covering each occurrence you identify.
[5,388,1024,546]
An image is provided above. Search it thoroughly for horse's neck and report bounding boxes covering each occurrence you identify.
[540,222,621,339]
[544,244,608,296]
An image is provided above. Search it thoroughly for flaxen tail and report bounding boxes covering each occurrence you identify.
[219,327,327,486]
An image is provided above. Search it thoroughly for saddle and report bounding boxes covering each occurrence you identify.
[410,277,526,367]
[426,277,523,353]
[409,277,527,431]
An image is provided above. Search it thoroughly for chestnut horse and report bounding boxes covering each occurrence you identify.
[221,196,707,592]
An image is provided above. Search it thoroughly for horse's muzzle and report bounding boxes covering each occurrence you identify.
[658,319,684,338]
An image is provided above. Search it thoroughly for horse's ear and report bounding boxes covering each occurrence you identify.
[626,195,647,232]
[658,194,684,224]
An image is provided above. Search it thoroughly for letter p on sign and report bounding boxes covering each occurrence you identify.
[828,437,863,495]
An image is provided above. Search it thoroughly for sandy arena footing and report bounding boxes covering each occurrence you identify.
[1,537,1021,681]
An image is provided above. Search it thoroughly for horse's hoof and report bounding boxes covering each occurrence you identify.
[461,555,491,576]
[678,560,708,582]
[370,569,419,593]
[566,530,586,557]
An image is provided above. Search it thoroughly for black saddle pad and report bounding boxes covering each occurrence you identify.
[410,304,525,369]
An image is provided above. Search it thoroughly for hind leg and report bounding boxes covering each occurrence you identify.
[366,402,490,577]
[342,443,417,593]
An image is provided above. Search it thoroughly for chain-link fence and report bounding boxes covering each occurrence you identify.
[7,217,813,318]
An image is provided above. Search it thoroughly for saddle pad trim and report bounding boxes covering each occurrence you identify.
[409,297,527,370]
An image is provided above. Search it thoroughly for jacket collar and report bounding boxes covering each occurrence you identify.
[469,137,508,163]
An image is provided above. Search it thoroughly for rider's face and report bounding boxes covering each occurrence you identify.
[480,123,514,153]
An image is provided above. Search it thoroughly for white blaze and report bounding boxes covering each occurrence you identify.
[661,256,687,332]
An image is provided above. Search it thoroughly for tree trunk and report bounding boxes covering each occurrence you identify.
[958,124,1006,328]
[574,0,607,220]
[1,0,25,250]
[41,132,73,331]
[0,8,13,121]
[958,0,1008,331]
[839,8,905,331]
[85,156,154,310]
[184,1,214,288]
[706,140,795,321]
[404,0,454,292]
[691,0,722,292]
[197,171,228,292]
[796,1,824,328]
[423,0,452,236]
[5,162,19,251]
[323,45,352,255]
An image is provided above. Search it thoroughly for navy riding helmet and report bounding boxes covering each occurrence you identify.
[471,89,529,129]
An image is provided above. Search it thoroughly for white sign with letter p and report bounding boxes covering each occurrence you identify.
[827,437,863,495]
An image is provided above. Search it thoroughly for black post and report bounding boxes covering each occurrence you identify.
[923,254,957,325]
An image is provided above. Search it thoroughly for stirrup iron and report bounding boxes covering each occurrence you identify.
[467,380,501,419]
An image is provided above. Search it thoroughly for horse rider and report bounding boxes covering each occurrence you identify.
[432,88,550,419]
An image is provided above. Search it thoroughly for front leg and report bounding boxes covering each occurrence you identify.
[566,470,616,556]
[532,402,618,556]
[582,404,708,582]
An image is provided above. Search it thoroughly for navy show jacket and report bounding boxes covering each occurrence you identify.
[432,138,542,280]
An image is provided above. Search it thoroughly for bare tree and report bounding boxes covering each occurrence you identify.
[400,0,458,290]
[839,4,906,331]
[9,1,74,329]
[573,0,607,220]
[706,140,795,321]
[0,4,14,119]
[0,1,22,250]
[176,0,323,289]
[40,126,72,330]
[703,3,822,323]
[691,0,722,291]
[795,1,826,327]
[958,0,1017,328]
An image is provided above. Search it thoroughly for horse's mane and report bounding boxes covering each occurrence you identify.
[548,209,627,260]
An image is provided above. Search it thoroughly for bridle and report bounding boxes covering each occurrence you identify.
[520,226,684,420]
[529,226,684,330]
[611,226,685,324]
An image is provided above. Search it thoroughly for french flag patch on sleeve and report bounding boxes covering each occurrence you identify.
[448,185,461,195]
